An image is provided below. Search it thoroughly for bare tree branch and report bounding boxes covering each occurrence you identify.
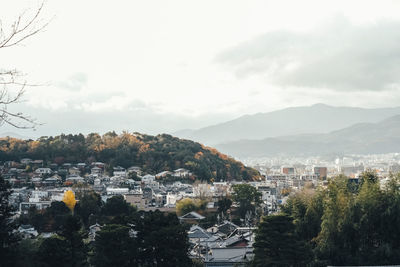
[0,2,49,49]
[0,1,49,130]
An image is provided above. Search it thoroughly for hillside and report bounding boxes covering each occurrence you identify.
[0,132,260,181]
[216,115,400,157]
[175,104,400,145]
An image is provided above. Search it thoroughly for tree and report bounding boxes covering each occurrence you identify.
[217,197,232,214]
[136,211,191,267]
[101,195,133,217]
[232,184,262,220]
[75,191,102,227]
[63,190,77,213]
[0,176,19,267]
[175,198,207,216]
[36,236,70,267]
[15,239,41,267]
[0,2,48,129]
[282,187,323,243]
[253,214,312,267]
[176,198,197,216]
[91,224,137,267]
[26,201,70,232]
[58,215,87,267]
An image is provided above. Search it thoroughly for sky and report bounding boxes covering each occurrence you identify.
[1,0,400,138]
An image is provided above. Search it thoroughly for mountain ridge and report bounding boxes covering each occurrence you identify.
[215,115,400,157]
[174,104,400,145]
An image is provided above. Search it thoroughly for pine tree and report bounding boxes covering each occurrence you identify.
[253,214,312,267]
[0,176,19,267]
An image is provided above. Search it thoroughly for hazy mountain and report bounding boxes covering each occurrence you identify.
[215,115,400,157]
[175,104,400,145]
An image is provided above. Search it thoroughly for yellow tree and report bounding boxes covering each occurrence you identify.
[63,190,77,213]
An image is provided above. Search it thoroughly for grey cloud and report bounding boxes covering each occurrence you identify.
[216,17,400,91]
[55,72,88,91]
[83,91,126,103]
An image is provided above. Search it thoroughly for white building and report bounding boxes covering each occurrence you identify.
[142,174,155,183]
[35,168,52,175]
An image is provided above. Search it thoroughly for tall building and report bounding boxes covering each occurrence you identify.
[314,167,327,180]
[282,167,295,175]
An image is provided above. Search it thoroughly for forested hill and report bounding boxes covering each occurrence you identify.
[0,132,260,181]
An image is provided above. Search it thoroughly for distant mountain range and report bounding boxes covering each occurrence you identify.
[174,104,400,146]
[215,115,400,157]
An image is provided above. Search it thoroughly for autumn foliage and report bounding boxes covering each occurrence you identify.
[0,132,260,181]
[62,190,77,212]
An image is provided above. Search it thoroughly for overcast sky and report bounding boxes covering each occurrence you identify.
[1,0,400,138]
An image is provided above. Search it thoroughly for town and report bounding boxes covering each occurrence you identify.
[4,152,400,266]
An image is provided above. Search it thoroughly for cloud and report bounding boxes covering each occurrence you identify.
[55,72,88,91]
[216,17,400,91]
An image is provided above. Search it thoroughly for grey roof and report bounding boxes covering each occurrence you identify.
[179,211,205,220]
[188,228,211,239]
[205,247,253,263]
[217,221,239,235]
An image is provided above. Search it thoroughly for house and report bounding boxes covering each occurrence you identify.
[31,160,44,167]
[155,171,172,179]
[146,180,159,190]
[91,166,103,176]
[69,167,80,176]
[153,191,167,207]
[18,224,39,238]
[215,221,239,237]
[20,201,51,214]
[256,184,278,212]
[88,223,102,242]
[30,190,49,201]
[77,163,86,169]
[178,211,205,224]
[142,187,153,204]
[113,166,126,177]
[65,175,85,184]
[92,162,105,168]
[173,168,191,177]
[35,168,52,175]
[222,235,249,248]
[20,158,32,165]
[124,192,145,209]
[188,225,211,240]
[193,183,212,198]
[142,174,155,183]
[127,166,142,175]
[165,192,182,208]
[43,176,62,186]
[106,187,129,195]
[204,247,253,267]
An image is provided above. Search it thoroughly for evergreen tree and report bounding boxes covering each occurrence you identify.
[136,211,191,267]
[58,215,87,267]
[36,236,70,267]
[0,176,19,267]
[253,214,312,267]
[91,224,137,267]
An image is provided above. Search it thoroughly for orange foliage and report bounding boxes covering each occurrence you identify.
[62,190,77,212]
[194,152,203,160]
[28,141,40,152]
[139,143,150,153]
